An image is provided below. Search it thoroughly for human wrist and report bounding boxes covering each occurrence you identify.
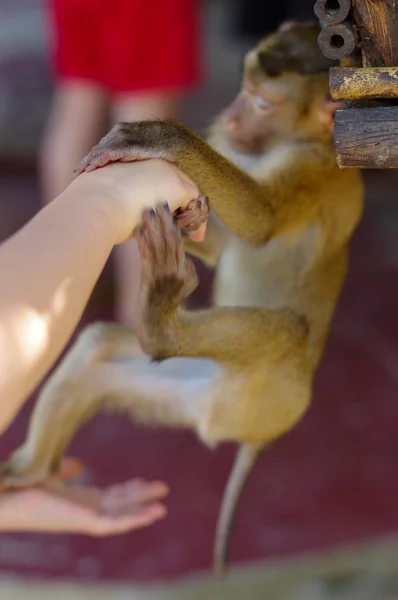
[61,159,200,243]
[57,176,133,245]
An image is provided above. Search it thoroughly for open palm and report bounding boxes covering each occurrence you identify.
[0,458,168,535]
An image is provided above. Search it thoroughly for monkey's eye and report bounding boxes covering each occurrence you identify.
[252,95,271,112]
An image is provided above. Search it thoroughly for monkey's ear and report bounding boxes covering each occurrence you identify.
[278,20,300,33]
[318,100,344,133]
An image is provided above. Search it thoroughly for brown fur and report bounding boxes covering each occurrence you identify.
[0,22,364,577]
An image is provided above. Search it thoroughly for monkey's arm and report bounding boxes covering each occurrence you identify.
[74,121,275,246]
[134,205,308,365]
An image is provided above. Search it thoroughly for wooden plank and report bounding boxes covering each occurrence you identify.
[330,66,398,100]
[351,0,398,67]
[334,105,398,168]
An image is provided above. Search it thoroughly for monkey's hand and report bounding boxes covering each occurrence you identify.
[173,196,209,238]
[133,203,199,358]
[73,121,210,239]
[73,121,189,177]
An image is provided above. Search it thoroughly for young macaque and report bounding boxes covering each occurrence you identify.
[0,22,364,576]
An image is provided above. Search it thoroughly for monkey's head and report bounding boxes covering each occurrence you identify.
[223,21,340,153]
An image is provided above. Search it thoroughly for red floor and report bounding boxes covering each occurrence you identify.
[0,170,398,582]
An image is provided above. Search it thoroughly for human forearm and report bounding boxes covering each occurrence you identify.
[0,159,201,434]
[0,187,117,432]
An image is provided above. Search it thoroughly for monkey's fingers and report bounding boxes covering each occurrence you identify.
[73,146,132,177]
[141,204,173,272]
[174,196,209,239]
[152,203,188,282]
[153,203,199,295]
[135,203,197,301]
[135,208,165,284]
[139,204,181,279]
[73,123,165,178]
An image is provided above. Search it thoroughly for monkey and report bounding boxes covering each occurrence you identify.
[0,21,364,576]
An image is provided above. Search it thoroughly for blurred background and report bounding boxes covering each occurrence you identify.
[1,0,398,598]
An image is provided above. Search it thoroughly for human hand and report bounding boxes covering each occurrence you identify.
[69,159,208,244]
[0,458,168,535]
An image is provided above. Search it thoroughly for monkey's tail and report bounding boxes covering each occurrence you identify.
[213,441,263,578]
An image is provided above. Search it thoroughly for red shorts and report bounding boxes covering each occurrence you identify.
[48,0,202,94]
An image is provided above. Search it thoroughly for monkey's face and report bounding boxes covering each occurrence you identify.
[223,69,307,154]
[223,87,283,153]
[223,21,337,154]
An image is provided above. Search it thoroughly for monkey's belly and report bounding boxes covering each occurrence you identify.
[214,244,297,308]
[213,228,320,308]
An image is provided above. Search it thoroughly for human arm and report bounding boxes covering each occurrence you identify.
[0,159,201,435]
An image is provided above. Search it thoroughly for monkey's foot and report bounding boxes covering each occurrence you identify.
[134,203,199,356]
[0,446,49,488]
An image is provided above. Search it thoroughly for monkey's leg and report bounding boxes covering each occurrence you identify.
[134,204,308,364]
[0,322,139,486]
[0,322,220,487]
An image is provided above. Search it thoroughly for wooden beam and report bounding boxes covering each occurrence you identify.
[334,105,398,168]
[351,0,398,67]
[330,66,398,100]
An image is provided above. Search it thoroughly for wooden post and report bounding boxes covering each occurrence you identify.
[315,0,398,168]
[351,0,398,67]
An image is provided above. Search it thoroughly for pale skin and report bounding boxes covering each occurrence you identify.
[0,158,206,535]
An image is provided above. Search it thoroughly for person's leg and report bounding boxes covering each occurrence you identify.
[106,0,202,326]
[39,82,108,204]
[39,0,108,204]
[110,93,180,325]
